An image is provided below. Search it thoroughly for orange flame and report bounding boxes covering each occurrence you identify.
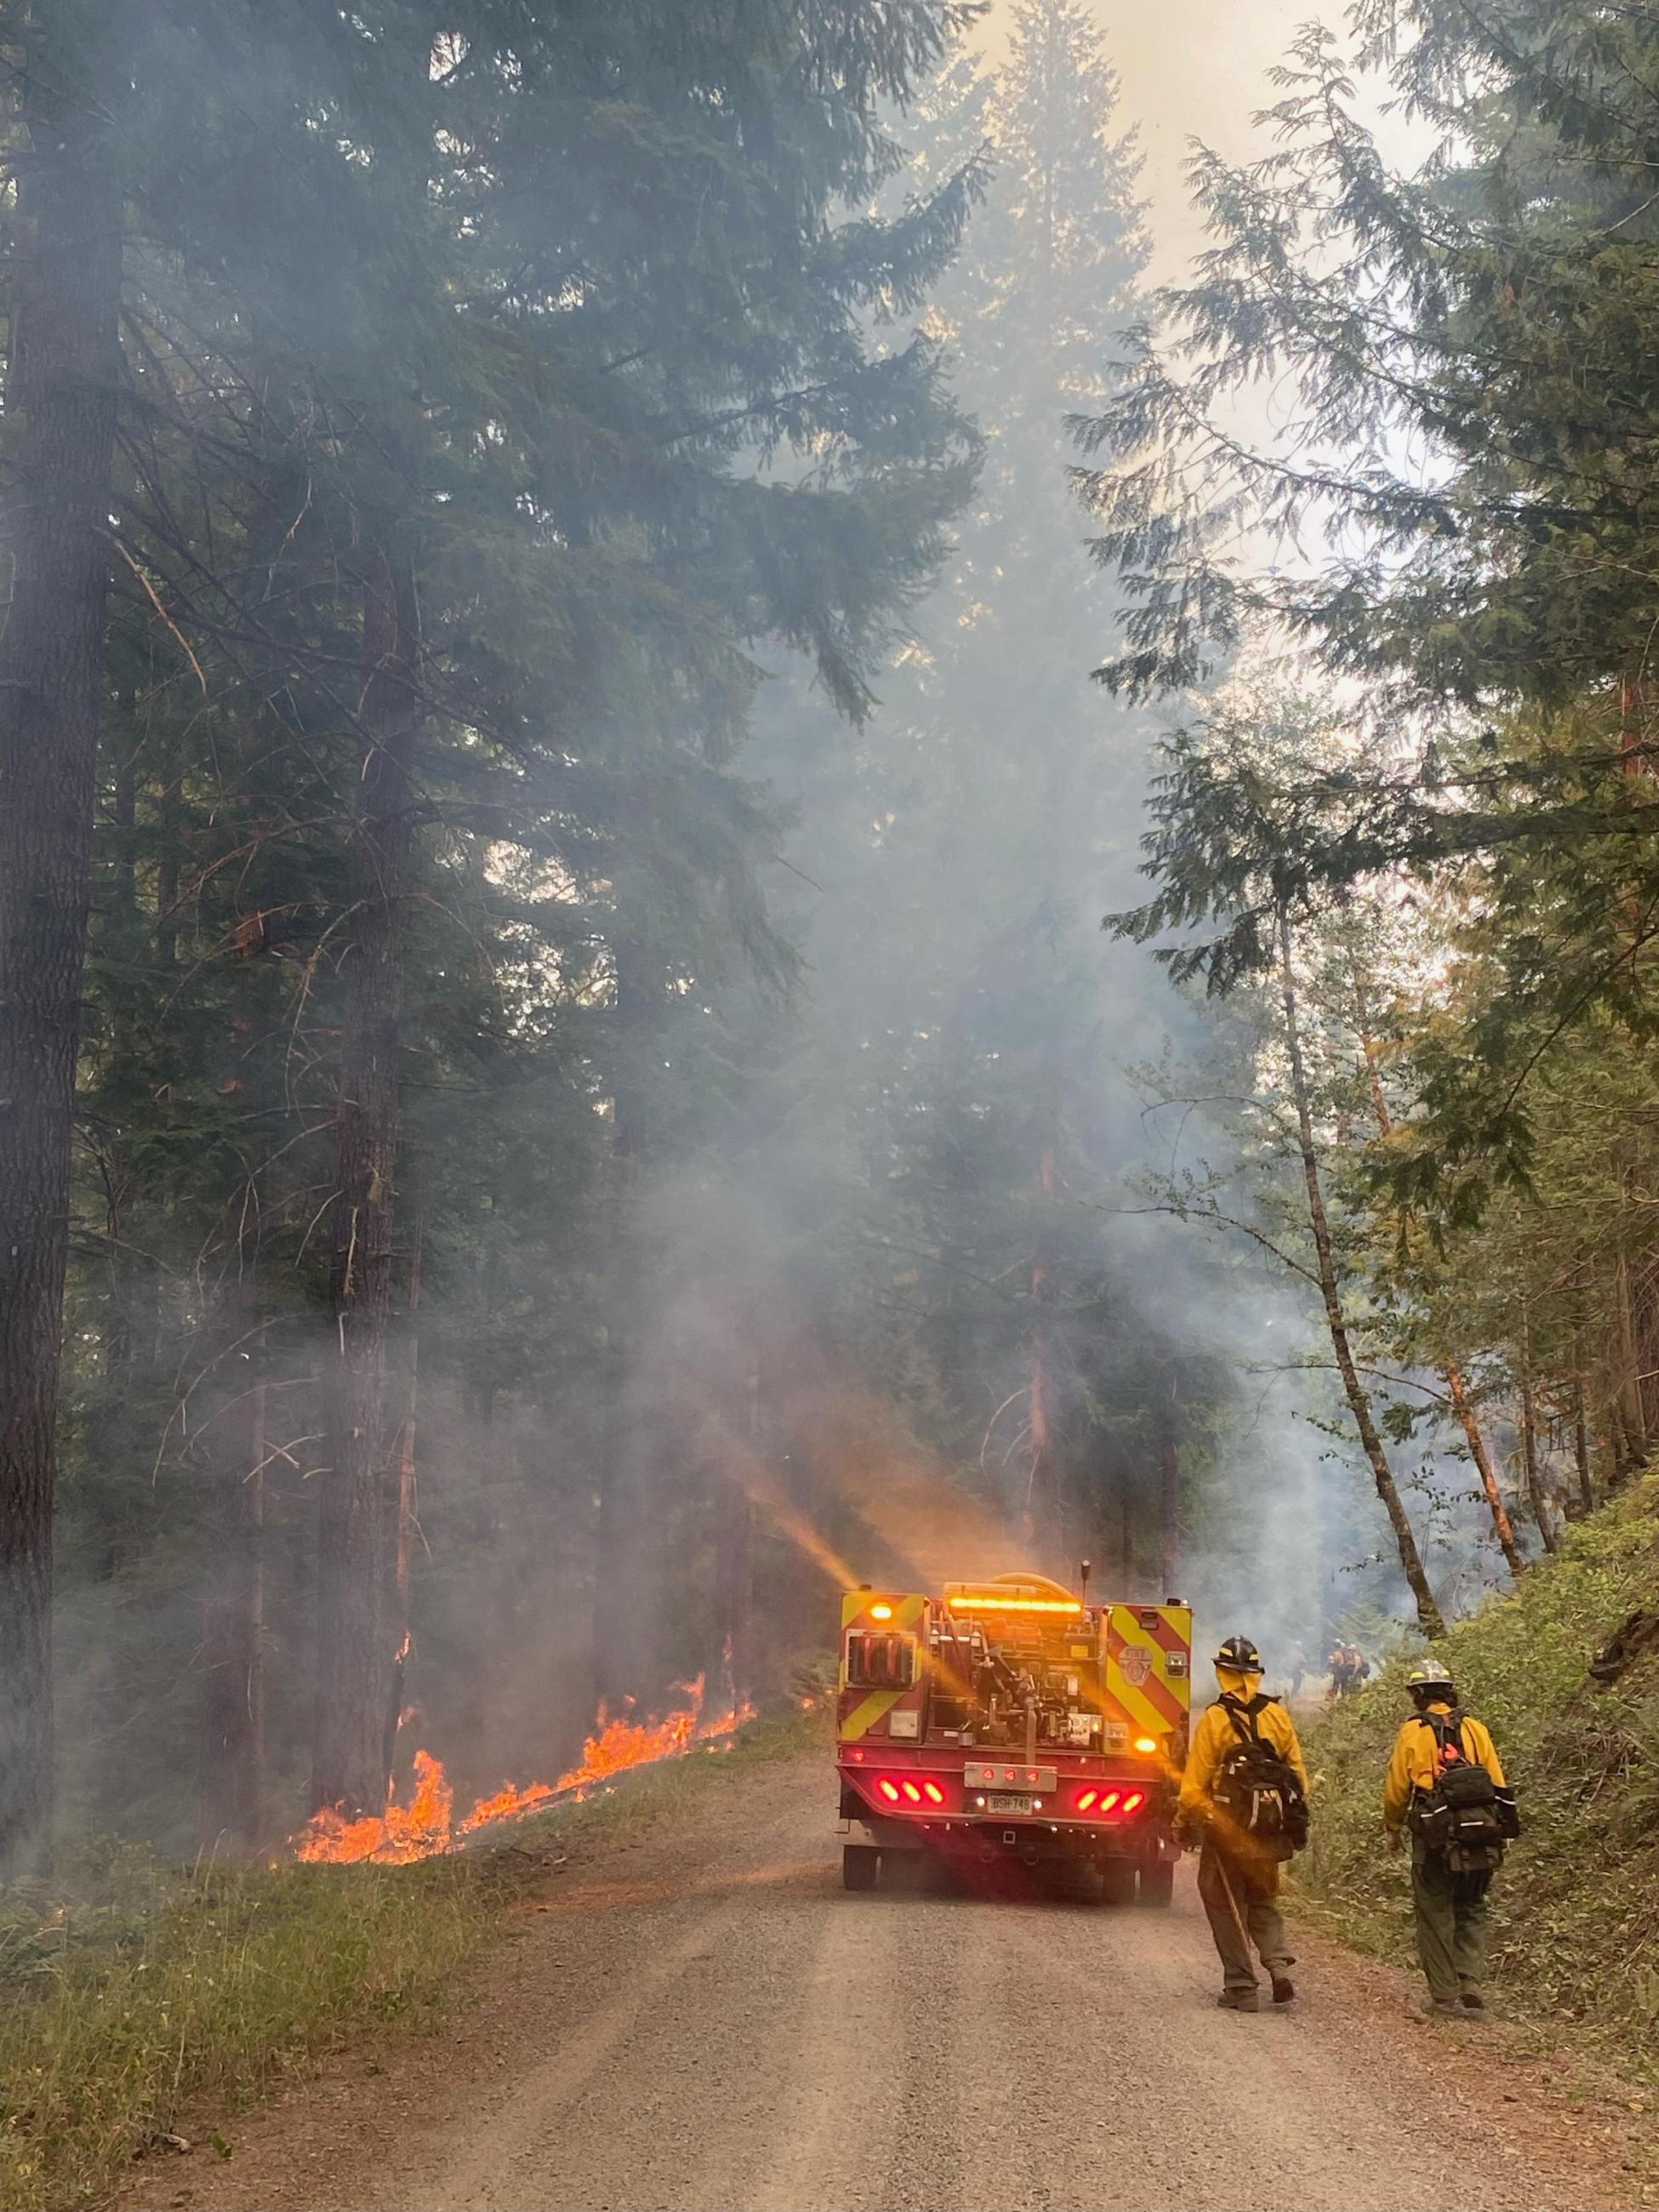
[294,1749,455,1867]
[294,1674,755,1866]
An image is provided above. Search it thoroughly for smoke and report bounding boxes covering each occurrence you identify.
[40,0,1490,1863]
[976,2,1427,282]
[603,0,1442,1703]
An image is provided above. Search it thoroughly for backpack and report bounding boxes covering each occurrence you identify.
[1211,1695,1308,1859]
[1406,1711,1519,1870]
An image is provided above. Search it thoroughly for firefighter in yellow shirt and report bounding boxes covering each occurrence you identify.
[1178,1635,1309,2012]
[1384,1661,1512,2017]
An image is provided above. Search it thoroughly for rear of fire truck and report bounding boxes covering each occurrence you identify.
[835,1573,1191,1901]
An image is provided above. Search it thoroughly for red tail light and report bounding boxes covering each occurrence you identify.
[900,1781,922,1804]
[921,1781,945,1805]
[1068,1786,1143,1820]
[876,1778,901,1803]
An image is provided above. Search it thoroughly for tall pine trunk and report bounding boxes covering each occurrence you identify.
[0,48,122,1873]
[1572,1375,1595,1519]
[590,932,656,1713]
[311,556,419,1816]
[1517,1309,1557,1554]
[1444,1360,1526,1577]
[200,1370,266,1854]
[1613,1212,1651,1473]
[1629,1251,1659,1458]
[1280,916,1445,1637]
[1357,1026,1522,1576]
[1160,1421,1180,1597]
[382,1182,424,1788]
[1022,1146,1056,1559]
[714,1359,757,1718]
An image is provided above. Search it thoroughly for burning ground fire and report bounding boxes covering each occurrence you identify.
[295,1672,754,1866]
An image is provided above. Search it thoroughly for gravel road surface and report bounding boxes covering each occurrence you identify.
[131,1751,1650,2212]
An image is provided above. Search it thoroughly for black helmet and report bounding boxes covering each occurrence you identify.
[1214,1634,1263,1673]
[1408,1660,1456,1706]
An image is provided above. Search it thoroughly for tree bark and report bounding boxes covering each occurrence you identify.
[1116,1472,1134,1596]
[380,1172,424,1787]
[1609,1393,1641,1489]
[1359,1029,1521,1577]
[1572,1375,1595,1519]
[1280,916,1445,1636]
[1022,1146,1057,1560]
[200,1373,266,1855]
[1621,668,1644,778]
[0,43,123,1873]
[1160,1420,1180,1597]
[590,931,658,1713]
[310,555,420,1817]
[1517,1311,1557,1554]
[1444,1360,1526,1577]
[1613,1242,1650,1470]
[1629,1252,1659,1454]
[713,1360,757,1719]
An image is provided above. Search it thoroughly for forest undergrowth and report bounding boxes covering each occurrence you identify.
[1297,1474,1659,2084]
[0,1712,822,2212]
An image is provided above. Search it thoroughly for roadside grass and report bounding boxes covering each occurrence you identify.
[1294,1474,1659,2080]
[0,1707,826,2212]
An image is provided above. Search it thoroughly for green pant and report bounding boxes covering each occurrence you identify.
[1411,1837,1493,2002]
[1198,1840,1291,1995]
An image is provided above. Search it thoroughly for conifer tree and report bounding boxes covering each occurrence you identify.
[9,0,989,1839]
[0,0,128,1873]
[755,4,1241,1585]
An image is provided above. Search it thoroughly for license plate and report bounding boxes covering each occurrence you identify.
[987,1793,1034,1816]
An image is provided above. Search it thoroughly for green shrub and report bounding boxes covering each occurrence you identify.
[1297,1474,1659,2071]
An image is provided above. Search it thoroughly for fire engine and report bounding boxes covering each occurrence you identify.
[836,1570,1192,1901]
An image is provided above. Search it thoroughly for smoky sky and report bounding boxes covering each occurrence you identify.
[977,1,1424,281]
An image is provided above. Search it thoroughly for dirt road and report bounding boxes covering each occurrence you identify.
[134,1752,1650,2212]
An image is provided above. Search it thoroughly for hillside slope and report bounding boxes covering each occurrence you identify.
[1297,1474,1659,2069]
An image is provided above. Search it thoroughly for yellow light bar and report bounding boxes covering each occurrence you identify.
[944,1594,1082,1616]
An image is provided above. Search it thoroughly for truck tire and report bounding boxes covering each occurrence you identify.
[1100,1859,1138,1907]
[1049,1861,1103,1904]
[1137,1861,1176,1907]
[842,1844,881,1892]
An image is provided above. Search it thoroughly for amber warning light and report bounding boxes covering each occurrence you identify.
[944,1593,1081,1616]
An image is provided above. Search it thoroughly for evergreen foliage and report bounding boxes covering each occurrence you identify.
[0,0,994,1858]
[1084,2,1659,1622]
[744,0,1260,1602]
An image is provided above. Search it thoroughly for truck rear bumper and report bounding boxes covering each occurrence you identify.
[840,1813,1174,1865]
